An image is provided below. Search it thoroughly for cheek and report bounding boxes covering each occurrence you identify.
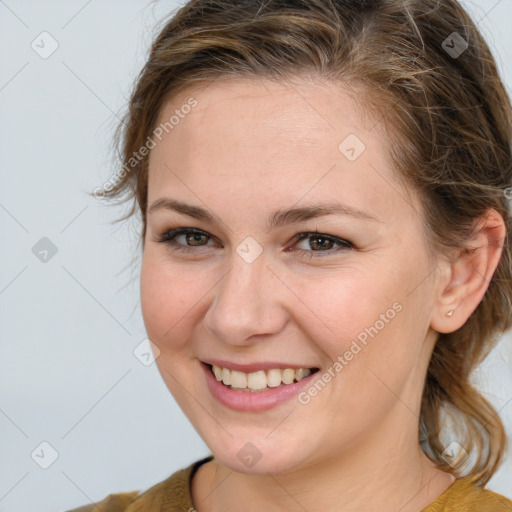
[291,265,402,352]
[296,262,423,385]
[140,252,202,352]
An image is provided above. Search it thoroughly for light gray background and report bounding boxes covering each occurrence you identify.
[0,1,511,511]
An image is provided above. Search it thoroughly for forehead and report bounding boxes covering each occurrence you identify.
[147,77,418,226]
[152,77,377,158]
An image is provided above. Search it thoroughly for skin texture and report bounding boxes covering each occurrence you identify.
[140,77,505,512]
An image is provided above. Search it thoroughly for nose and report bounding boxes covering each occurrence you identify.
[204,248,288,346]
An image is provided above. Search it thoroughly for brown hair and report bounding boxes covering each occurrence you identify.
[96,0,512,485]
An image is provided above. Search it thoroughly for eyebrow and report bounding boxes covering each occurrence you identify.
[147,198,380,228]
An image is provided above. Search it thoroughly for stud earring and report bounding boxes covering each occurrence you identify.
[446,308,455,317]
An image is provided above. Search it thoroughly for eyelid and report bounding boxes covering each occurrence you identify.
[156,226,355,259]
[290,231,353,254]
[157,227,220,247]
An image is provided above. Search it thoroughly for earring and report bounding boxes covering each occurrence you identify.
[446,308,455,317]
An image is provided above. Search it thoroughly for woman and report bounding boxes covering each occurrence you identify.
[74,0,512,510]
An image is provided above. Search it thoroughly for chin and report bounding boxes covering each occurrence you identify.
[204,434,317,475]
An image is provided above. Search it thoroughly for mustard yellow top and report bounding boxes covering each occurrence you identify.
[67,455,512,512]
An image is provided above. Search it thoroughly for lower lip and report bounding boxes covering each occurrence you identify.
[201,363,318,412]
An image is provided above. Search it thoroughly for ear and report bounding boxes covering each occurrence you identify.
[431,209,506,334]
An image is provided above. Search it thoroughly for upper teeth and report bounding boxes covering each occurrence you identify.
[211,365,312,391]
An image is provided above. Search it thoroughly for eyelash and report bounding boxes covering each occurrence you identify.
[156,227,353,258]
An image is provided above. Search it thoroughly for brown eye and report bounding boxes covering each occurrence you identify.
[292,232,353,257]
[156,227,217,253]
[307,235,335,251]
[185,232,209,246]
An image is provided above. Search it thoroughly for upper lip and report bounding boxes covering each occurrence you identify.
[202,359,318,373]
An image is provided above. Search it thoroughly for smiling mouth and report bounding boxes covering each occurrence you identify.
[207,363,320,392]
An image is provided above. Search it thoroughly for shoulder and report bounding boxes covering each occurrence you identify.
[65,455,213,512]
[424,476,512,512]
[65,491,140,512]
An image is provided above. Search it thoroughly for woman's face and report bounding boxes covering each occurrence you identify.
[141,77,444,474]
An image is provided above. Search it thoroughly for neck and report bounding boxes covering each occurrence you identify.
[192,411,455,512]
